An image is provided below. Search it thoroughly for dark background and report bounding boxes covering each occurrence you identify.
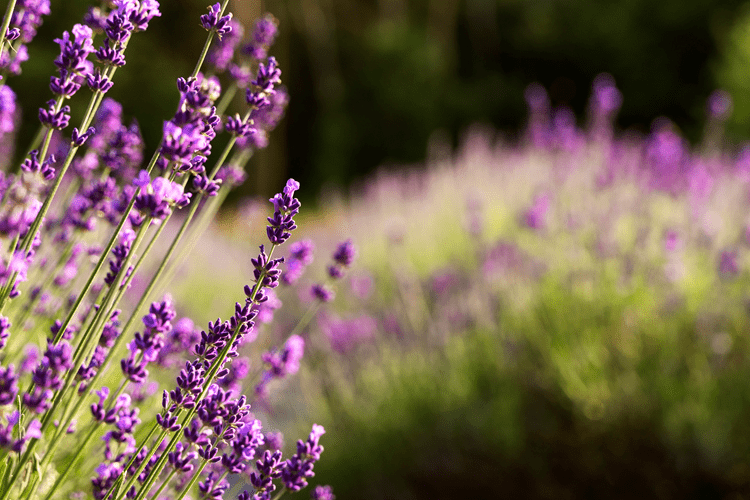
[8,0,750,201]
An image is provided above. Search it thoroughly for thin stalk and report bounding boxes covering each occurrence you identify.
[1,40,130,312]
[114,271,271,500]
[149,469,177,500]
[12,240,75,332]
[0,0,18,66]
[52,145,163,345]
[5,214,152,497]
[189,0,232,79]
[270,487,288,500]
[170,460,208,500]
[41,420,100,500]
[214,82,237,116]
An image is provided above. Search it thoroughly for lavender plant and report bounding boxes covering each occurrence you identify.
[176,74,750,498]
[0,1,338,499]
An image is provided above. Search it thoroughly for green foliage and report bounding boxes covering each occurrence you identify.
[309,275,750,498]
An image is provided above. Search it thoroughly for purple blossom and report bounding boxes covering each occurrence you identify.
[250,450,283,499]
[24,340,73,413]
[0,364,18,405]
[83,7,108,32]
[319,313,376,354]
[207,18,243,72]
[157,316,199,368]
[21,149,56,180]
[38,100,71,130]
[281,424,325,491]
[266,178,301,245]
[104,228,135,287]
[252,56,281,94]
[0,86,17,134]
[521,192,550,230]
[1,0,51,74]
[332,239,356,268]
[217,356,249,394]
[246,245,285,303]
[167,441,197,473]
[198,471,229,499]
[310,485,335,500]
[52,24,95,83]
[264,431,284,451]
[242,14,279,61]
[707,89,732,120]
[251,86,289,131]
[311,283,334,303]
[160,121,208,167]
[133,175,191,222]
[719,250,739,277]
[256,335,305,396]
[253,15,278,46]
[5,28,20,42]
[200,3,233,40]
[124,0,162,32]
[0,316,10,350]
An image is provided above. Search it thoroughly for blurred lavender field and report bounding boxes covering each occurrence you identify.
[169,76,750,499]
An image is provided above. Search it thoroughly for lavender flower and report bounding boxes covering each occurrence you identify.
[0,316,10,350]
[280,424,325,491]
[1,0,51,75]
[0,364,18,406]
[249,450,283,500]
[267,178,301,245]
[200,3,233,40]
[310,485,335,500]
[282,240,314,286]
[255,335,305,398]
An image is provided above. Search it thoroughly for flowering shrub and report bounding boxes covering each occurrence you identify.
[185,76,750,498]
[0,1,343,500]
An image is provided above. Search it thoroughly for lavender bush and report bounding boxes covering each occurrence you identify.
[184,76,750,498]
[0,1,341,500]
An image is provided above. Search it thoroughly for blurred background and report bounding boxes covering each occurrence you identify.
[14,1,750,499]
[13,0,750,200]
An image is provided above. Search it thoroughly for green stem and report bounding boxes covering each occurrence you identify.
[270,487,288,500]
[52,145,162,345]
[214,82,237,115]
[41,419,99,500]
[149,468,177,500]
[171,461,208,500]
[190,0,232,79]
[0,0,18,64]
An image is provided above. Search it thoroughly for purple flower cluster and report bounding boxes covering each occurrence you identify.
[255,335,305,398]
[312,240,357,303]
[94,0,161,68]
[267,179,301,245]
[76,313,119,392]
[49,24,95,99]
[23,338,73,413]
[120,296,175,383]
[0,316,10,350]
[207,18,243,72]
[227,54,287,149]
[104,228,135,287]
[200,3,233,40]
[131,173,191,225]
[0,0,51,75]
[0,410,41,453]
[280,424,326,491]
[0,4,340,500]
[310,485,336,500]
[282,240,314,286]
